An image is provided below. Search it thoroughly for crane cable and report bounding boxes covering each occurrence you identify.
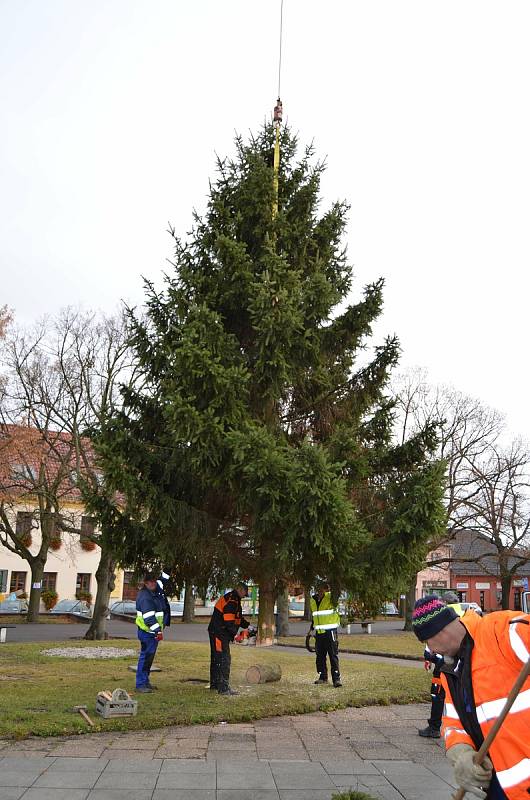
[272,0,284,221]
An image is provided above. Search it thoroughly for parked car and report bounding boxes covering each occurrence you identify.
[0,598,28,614]
[460,601,483,616]
[288,600,304,617]
[109,600,137,616]
[170,601,183,617]
[51,599,91,616]
[380,602,399,616]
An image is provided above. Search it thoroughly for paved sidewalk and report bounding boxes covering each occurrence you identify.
[0,703,455,800]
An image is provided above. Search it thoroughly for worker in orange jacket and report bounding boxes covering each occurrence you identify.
[207,583,251,696]
[413,594,530,800]
[419,591,465,739]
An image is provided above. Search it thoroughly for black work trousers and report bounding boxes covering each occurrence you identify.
[428,680,445,730]
[208,631,231,693]
[315,629,340,682]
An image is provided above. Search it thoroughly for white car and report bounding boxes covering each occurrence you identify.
[460,602,483,616]
[109,600,137,616]
[0,598,28,614]
[51,599,92,616]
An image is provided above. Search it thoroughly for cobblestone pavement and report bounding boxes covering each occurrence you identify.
[0,703,455,800]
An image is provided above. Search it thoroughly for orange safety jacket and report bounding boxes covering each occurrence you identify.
[207,590,249,640]
[440,610,530,800]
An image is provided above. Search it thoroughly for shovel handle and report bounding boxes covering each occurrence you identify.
[78,708,95,727]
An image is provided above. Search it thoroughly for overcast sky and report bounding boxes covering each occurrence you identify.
[1,1,529,438]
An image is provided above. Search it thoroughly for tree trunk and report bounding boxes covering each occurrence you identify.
[27,558,46,623]
[500,575,512,610]
[246,663,282,684]
[302,588,312,621]
[257,578,276,646]
[276,585,289,636]
[183,582,195,622]
[403,576,417,632]
[84,543,115,640]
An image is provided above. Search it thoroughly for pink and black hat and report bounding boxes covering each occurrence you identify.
[412,595,459,641]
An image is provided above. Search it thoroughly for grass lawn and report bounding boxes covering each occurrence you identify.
[0,639,430,739]
[278,632,423,660]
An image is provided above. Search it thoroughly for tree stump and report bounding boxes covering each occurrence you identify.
[245,663,282,684]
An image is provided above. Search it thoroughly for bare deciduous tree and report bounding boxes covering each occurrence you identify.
[0,310,134,633]
[393,368,505,627]
[462,440,530,609]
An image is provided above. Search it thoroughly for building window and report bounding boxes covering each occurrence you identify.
[42,573,57,591]
[9,571,27,593]
[0,570,7,593]
[79,516,97,550]
[514,590,521,611]
[81,516,95,538]
[16,511,33,537]
[458,591,467,603]
[122,571,139,600]
[11,464,36,481]
[76,573,91,593]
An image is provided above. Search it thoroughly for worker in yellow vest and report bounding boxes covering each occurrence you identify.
[309,581,342,687]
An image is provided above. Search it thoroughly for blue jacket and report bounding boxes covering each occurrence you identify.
[135,572,171,635]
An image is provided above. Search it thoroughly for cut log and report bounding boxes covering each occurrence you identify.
[245,663,282,684]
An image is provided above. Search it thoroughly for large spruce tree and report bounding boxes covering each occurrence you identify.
[100,126,446,643]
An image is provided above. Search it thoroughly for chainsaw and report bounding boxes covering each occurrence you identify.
[234,626,257,646]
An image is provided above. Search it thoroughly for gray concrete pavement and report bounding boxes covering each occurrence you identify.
[0,704,454,800]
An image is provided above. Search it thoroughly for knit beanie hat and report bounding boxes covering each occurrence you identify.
[412,595,459,641]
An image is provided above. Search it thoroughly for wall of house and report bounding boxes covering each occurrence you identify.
[0,502,123,607]
[415,545,451,599]
[452,575,528,612]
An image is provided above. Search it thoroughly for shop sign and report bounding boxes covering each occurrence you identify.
[456,583,469,589]
[475,582,490,590]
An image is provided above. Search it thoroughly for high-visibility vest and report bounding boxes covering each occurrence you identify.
[136,608,165,633]
[447,601,464,617]
[441,610,530,800]
[310,592,340,633]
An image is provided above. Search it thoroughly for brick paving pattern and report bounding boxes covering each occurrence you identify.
[0,703,456,800]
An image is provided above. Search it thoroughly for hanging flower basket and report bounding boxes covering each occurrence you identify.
[41,589,58,610]
[49,537,62,551]
[76,590,92,606]
[80,539,97,552]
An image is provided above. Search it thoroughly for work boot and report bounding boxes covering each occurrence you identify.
[218,687,239,696]
[418,726,441,739]
[314,678,328,684]
[136,686,153,693]
[147,682,158,690]
[333,680,343,688]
